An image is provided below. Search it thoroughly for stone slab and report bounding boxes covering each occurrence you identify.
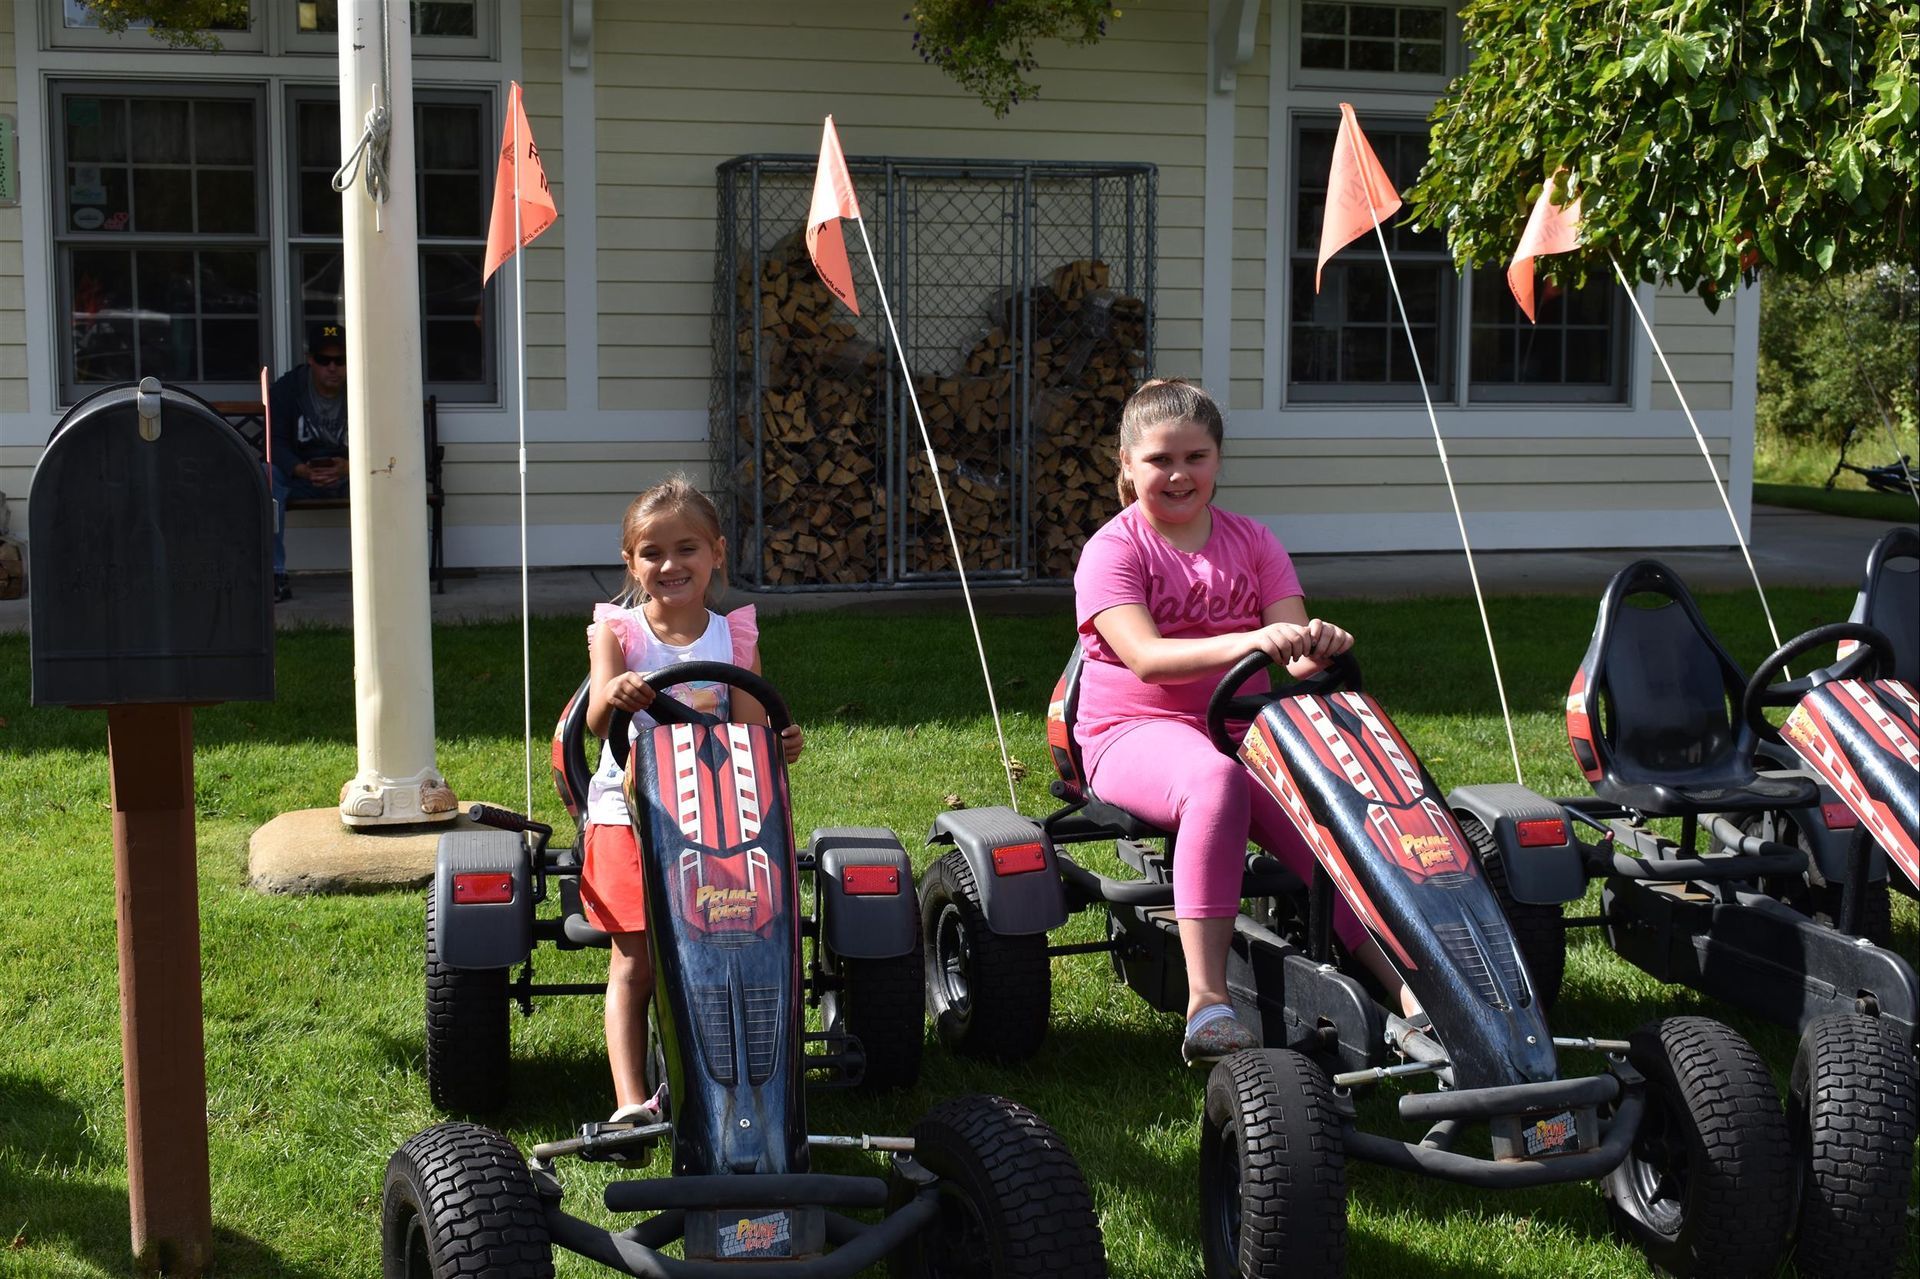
[248,806,483,895]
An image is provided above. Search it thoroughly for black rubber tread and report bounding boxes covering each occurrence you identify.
[920,851,1051,1062]
[380,1122,553,1279]
[1199,1048,1347,1279]
[1603,1016,1794,1278]
[1456,812,1565,1011]
[423,891,511,1114]
[1787,1013,1919,1279]
[887,1093,1107,1278]
[834,944,927,1092]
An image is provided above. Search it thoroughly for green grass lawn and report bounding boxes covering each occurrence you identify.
[2,592,1915,1278]
[1754,480,1920,523]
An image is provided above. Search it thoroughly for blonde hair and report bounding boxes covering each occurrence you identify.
[1114,379,1225,505]
[617,474,728,607]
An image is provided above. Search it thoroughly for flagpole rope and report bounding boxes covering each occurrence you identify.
[1365,215,1526,787]
[1610,253,1786,657]
[849,214,1022,811]
[330,0,392,230]
[513,88,534,817]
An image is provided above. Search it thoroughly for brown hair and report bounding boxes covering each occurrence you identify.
[1114,379,1225,505]
[617,474,728,607]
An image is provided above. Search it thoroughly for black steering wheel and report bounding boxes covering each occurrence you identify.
[1205,649,1363,756]
[1740,622,1896,744]
[605,660,794,770]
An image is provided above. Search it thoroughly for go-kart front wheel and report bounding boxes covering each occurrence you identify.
[380,1122,552,1279]
[920,851,1050,1062]
[1603,1016,1793,1278]
[887,1094,1106,1278]
[1199,1049,1346,1279]
[423,891,510,1113]
[1788,1013,1918,1279]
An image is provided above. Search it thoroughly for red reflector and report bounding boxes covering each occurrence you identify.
[452,873,515,905]
[842,865,901,895]
[991,842,1048,875]
[1515,819,1569,847]
[1821,802,1859,830]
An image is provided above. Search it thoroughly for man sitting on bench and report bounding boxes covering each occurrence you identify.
[269,321,350,602]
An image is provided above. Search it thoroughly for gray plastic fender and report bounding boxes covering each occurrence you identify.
[925,806,1068,936]
[811,827,918,959]
[1448,783,1588,906]
[431,829,532,969]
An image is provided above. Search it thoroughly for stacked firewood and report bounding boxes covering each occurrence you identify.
[731,237,1146,584]
[0,495,21,600]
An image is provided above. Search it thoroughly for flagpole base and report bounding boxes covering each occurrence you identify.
[339,767,459,828]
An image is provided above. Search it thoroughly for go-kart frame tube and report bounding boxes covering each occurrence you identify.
[1341,1076,1647,1189]
[544,1183,941,1278]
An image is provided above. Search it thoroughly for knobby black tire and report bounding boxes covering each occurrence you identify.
[1788,1013,1919,1279]
[423,891,511,1114]
[380,1122,553,1279]
[1199,1049,1346,1279]
[920,851,1051,1062]
[1457,812,1565,1011]
[888,1094,1106,1279]
[1603,1016,1793,1278]
[832,943,927,1093]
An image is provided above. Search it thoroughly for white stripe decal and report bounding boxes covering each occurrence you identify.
[1842,680,1920,769]
[1346,693,1425,799]
[727,723,762,841]
[1303,698,1379,801]
[673,725,701,840]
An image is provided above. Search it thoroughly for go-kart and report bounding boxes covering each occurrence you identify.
[1462,559,1919,1277]
[420,667,925,1113]
[920,647,1795,1277]
[385,662,1109,1276]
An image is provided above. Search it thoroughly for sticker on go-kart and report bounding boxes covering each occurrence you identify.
[1781,678,1919,886]
[717,1211,793,1259]
[1522,1109,1579,1157]
[646,722,788,935]
[677,845,777,935]
[1564,667,1602,781]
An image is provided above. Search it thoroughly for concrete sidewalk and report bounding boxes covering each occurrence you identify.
[1,505,1912,636]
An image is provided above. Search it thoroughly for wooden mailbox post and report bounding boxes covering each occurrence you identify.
[28,378,274,1275]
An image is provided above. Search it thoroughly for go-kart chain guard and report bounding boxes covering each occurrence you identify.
[925,806,1069,935]
[431,828,532,969]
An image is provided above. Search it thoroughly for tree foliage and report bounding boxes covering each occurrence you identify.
[1757,265,1918,447]
[1407,0,1920,304]
[907,0,1121,117]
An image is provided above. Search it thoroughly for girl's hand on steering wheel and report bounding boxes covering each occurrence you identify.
[1299,617,1353,660]
[605,672,657,713]
[1253,621,1313,664]
[779,723,806,764]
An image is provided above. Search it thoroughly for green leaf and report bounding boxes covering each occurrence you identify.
[1812,235,1835,271]
[1672,31,1710,79]
[1733,136,1770,168]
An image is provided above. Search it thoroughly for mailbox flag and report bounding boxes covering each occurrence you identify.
[1315,103,1402,292]
[807,116,862,315]
[1507,173,1583,323]
[483,82,557,285]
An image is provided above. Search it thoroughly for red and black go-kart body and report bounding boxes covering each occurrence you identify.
[1772,667,1918,890]
[925,646,1798,1277]
[417,666,926,1116]
[386,662,1109,1277]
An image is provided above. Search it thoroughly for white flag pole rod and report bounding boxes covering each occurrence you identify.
[1363,212,1526,787]
[513,91,534,816]
[849,214,1021,811]
[1609,253,1786,656]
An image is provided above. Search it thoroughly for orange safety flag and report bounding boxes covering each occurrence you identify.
[483,82,557,285]
[1316,103,1402,293]
[807,115,862,315]
[1507,173,1582,323]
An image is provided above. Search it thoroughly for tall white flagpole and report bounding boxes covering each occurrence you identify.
[513,87,534,816]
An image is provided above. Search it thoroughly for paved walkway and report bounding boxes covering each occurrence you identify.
[1,506,1912,636]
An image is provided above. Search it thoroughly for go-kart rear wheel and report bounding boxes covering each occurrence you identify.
[1456,813,1564,1010]
[921,851,1050,1063]
[1734,812,1894,947]
[1787,1013,1918,1279]
[1199,1049,1346,1279]
[821,940,927,1093]
[1602,1016,1793,1278]
[423,891,510,1114]
[887,1094,1106,1279]
[380,1122,552,1279]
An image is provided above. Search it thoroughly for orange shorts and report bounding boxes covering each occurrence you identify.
[581,822,648,934]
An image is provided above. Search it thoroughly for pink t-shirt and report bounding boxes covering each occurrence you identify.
[1073,503,1303,775]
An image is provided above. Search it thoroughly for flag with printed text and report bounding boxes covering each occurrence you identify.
[483,82,557,285]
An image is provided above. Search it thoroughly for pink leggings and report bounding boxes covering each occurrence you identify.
[1087,718,1366,949]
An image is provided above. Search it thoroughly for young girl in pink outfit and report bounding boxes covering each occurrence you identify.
[1073,380,1414,1063]
[583,476,806,1120]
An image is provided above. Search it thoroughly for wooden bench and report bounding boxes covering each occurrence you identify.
[213,396,445,592]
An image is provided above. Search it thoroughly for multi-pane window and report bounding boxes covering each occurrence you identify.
[287,88,494,399]
[1289,118,1454,402]
[1299,2,1447,76]
[288,0,489,56]
[55,84,269,400]
[1470,275,1627,402]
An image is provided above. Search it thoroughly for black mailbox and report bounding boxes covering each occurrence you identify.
[29,380,274,706]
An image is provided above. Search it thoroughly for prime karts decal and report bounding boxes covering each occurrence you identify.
[651,722,786,936]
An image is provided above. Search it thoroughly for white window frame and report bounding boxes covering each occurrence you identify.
[49,0,265,52]
[45,1,491,57]
[1288,0,1458,92]
[282,0,494,59]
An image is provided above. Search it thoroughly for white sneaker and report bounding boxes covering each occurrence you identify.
[609,1083,668,1125]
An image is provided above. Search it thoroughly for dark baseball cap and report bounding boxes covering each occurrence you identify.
[307,320,347,353]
